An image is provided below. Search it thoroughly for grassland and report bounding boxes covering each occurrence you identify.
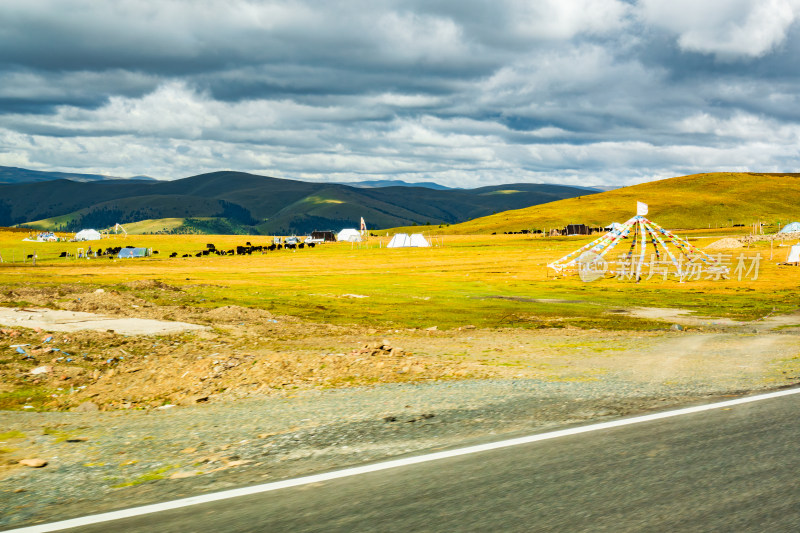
[1,227,798,412]
[438,173,800,234]
[0,230,796,330]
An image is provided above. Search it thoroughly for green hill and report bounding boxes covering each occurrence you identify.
[1,170,593,234]
[446,173,800,234]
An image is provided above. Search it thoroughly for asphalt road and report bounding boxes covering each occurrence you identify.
[25,392,800,532]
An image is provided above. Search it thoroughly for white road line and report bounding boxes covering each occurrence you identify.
[8,386,800,533]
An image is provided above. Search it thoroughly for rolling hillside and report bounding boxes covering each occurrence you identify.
[0,170,593,234]
[446,173,800,233]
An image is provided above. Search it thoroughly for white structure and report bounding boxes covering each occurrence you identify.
[337,228,362,242]
[787,245,800,264]
[549,204,728,279]
[387,233,431,248]
[74,229,103,241]
[779,222,800,234]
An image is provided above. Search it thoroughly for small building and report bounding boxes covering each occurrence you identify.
[310,230,336,242]
[565,224,589,235]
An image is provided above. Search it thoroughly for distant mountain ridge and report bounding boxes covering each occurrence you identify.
[0,169,596,234]
[0,166,156,184]
[0,165,608,192]
[336,179,455,190]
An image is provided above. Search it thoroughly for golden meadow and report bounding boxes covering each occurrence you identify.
[0,230,796,331]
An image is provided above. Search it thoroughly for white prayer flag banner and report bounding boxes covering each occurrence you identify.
[637,201,648,216]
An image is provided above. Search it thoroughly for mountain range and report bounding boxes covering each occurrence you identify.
[0,168,597,234]
[0,166,155,184]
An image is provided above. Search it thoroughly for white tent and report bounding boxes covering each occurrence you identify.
[74,229,102,241]
[387,233,431,248]
[337,228,361,242]
[779,222,800,234]
[604,222,624,232]
[787,245,800,264]
[387,233,410,248]
[409,233,431,247]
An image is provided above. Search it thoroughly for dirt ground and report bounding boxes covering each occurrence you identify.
[1,281,798,415]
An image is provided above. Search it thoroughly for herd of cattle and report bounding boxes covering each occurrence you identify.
[167,241,317,258]
[27,240,320,262]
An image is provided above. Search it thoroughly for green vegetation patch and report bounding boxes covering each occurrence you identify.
[112,465,177,488]
[0,386,53,411]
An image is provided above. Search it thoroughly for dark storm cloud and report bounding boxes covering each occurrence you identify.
[1,0,800,186]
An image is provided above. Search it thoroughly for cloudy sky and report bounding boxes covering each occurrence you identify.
[2,0,800,187]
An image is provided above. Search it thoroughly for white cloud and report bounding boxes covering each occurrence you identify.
[676,111,800,143]
[3,1,800,188]
[638,0,800,59]
[375,11,467,62]
[506,0,631,40]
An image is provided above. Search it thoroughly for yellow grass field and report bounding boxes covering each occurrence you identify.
[1,228,799,412]
[1,230,797,329]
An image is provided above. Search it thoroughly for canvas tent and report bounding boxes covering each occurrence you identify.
[117,247,149,259]
[337,228,362,242]
[787,245,800,264]
[779,222,800,233]
[387,233,431,248]
[548,203,728,279]
[74,229,102,241]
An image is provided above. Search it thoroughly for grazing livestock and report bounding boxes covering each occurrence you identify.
[169,252,178,258]
[103,246,123,256]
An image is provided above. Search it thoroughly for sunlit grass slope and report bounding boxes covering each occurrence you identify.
[446,173,800,234]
